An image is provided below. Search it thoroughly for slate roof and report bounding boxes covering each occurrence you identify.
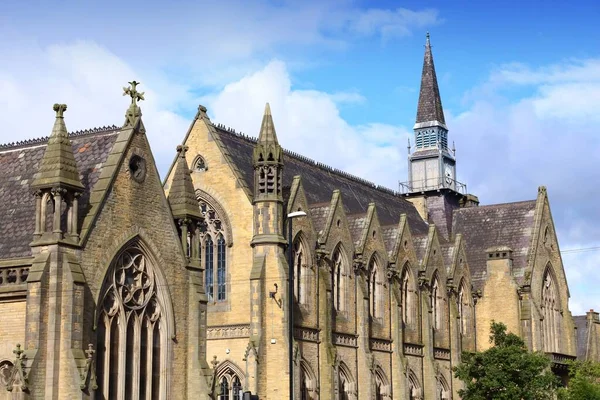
[0,127,120,259]
[212,126,429,235]
[415,34,445,126]
[452,200,537,291]
[381,225,398,256]
[308,203,330,235]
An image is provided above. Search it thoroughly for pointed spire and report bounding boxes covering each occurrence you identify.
[415,32,446,126]
[31,104,84,191]
[168,145,203,220]
[258,103,279,144]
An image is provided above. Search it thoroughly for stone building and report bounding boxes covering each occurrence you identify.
[0,35,598,399]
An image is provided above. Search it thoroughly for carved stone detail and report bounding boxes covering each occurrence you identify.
[433,347,451,360]
[370,338,393,353]
[294,327,320,343]
[207,324,251,340]
[333,332,358,348]
[403,343,424,357]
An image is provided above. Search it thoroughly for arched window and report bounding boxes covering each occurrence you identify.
[338,362,355,400]
[542,267,561,352]
[431,274,442,331]
[217,364,244,400]
[293,236,310,305]
[436,375,450,400]
[299,361,316,400]
[333,246,348,312]
[369,257,384,320]
[96,245,170,400]
[401,265,415,327]
[198,198,229,303]
[408,370,422,400]
[457,279,472,340]
[372,366,389,399]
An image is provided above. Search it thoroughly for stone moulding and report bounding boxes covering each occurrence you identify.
[332,332,358,348]
[404,343,424,357]
[294,327,320,343]
[433,347,451,360]
[207,324,251,340]
[370,338,393,353]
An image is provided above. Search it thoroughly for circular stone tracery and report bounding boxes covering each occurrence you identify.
[114,249,154,310]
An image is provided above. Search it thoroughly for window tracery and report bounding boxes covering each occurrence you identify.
[198,199,228,303]
[333,246,348,313]
[193,155,207,172]
[96,246,168,400]
[542,267,561,352]
[337,362,355,400]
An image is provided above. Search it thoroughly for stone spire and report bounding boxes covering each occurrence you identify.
[415,32,446,127]
[31,104,84,191]
[168,145,202,220]
[257,103,279,145]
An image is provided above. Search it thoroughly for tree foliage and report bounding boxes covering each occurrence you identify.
[454,322,557,400]
[558,360,600,400]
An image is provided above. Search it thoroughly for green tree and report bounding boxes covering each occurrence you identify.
[558,360,600,400]
[454,322,557,400]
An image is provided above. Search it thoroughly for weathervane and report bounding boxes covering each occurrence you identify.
[123,81,145,107]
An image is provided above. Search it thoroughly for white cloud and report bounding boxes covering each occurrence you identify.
[0,41,190,173]
[451,57,600,314]
[205,60,410,187]
[344,7,440,40]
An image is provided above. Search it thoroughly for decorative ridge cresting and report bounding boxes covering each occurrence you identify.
[0,125,120,151]
[212,122,404,199]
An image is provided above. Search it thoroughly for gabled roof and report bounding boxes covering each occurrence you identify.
[0,127,120,259]
[212,125,429,234]
[452,200,537,290]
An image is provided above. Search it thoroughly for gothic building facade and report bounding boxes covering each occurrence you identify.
[0,36,599,399]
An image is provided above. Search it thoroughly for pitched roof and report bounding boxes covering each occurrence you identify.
[212,125,429,235]
[0,127,119,259]
[415,33,446,127]
[452,200,537,290]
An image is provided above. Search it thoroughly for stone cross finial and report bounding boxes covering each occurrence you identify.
[426,31,430,45]
[13,344,24,359]
[53,103,67,118]
[176,144,189,156]
[123,81,145,106]
[85,344,95,360]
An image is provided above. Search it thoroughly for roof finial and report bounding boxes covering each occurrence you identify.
[426,31,430,46]
[176,144,189,157]
[53,103,67,118]
[407,138,411,154]
[123,81,145,107]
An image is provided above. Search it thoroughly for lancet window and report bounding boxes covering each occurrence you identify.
[431,274,442,331]
[457,279,472,338]
[337,362,354,400]
[372,366,389,400]
[436,376,450,400]
[299,361,316,400]
[408,370,422,400]
[96,245,169,400]
[542,267,561,352]
[198,199,228,303]
[369,257,384,320]
[400,266,415,327]
[333,246,348,312]
[218,375,242,400]
[293,236,310,305]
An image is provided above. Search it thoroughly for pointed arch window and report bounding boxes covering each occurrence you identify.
[96,245,169,400]
[401,266,415,327]
[293,236,310,305]
[457,279,472,340]
[198,198,230,303]
[436,375,450,400]
[372,366,390,399]
[431,275,442,330]
[408,370,422,400]
[333,246,348,313]
[299,361,316,400]
[369,257,384,320]
[337,362,355,400]
[217,367,244,400]
[542,267,561,353]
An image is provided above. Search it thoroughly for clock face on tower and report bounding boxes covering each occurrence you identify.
[444,166,453,185]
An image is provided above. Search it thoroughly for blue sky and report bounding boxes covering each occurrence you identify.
[1,0,599,314]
